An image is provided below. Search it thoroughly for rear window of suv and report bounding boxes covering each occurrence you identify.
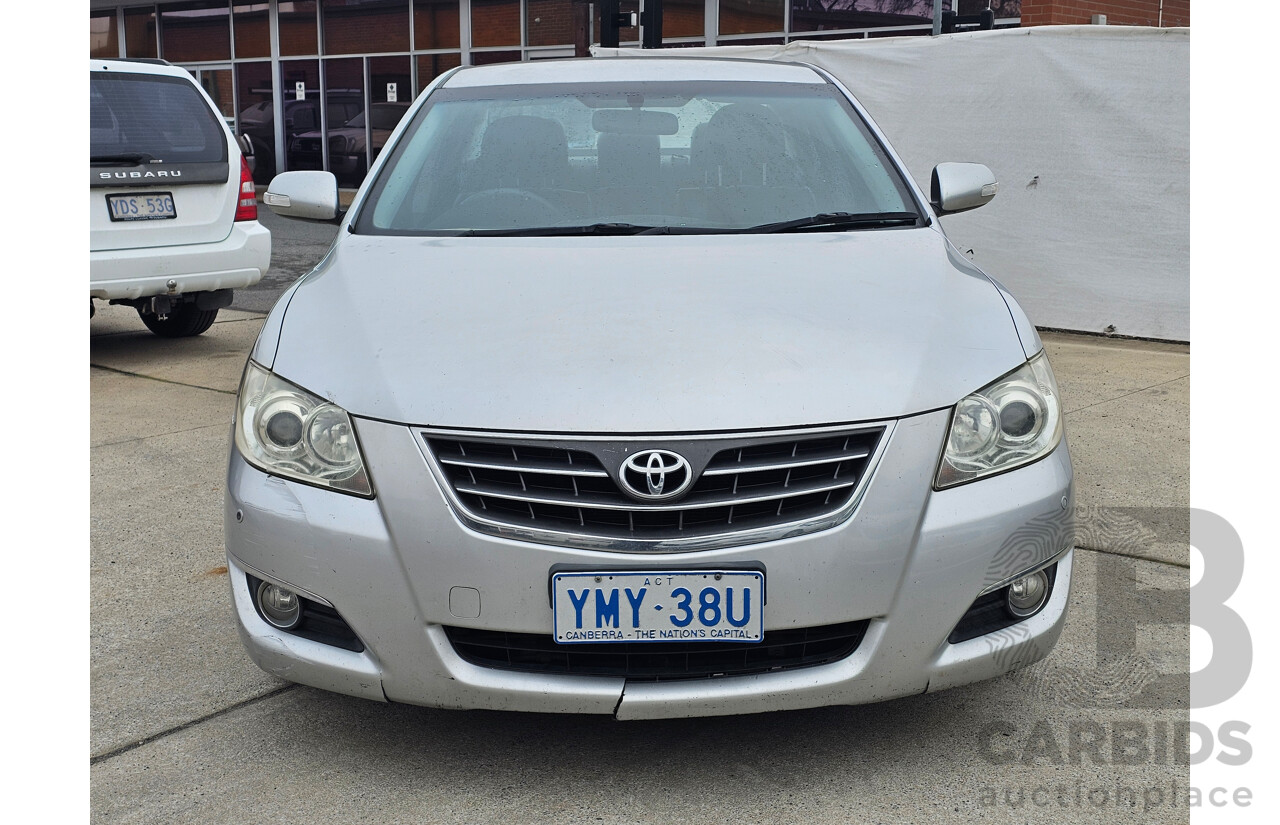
[91,72,228,165]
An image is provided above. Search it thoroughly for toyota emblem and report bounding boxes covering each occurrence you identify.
[619,450,693,502]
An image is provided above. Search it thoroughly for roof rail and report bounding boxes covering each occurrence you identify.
[100,57,173,66]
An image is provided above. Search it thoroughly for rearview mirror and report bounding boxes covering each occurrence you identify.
[263,171,340,222]
[592,109,679,135]
[931,163,998,215]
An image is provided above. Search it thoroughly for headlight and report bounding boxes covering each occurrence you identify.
[329,135,352,154]
[936,351,1063,488]
[234,361,373,497]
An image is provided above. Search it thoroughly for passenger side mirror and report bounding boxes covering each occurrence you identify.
[263,171,341,222]
[930,163,998,215]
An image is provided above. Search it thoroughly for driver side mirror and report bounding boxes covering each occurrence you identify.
[263,171,341,222]
[931,163,998,215]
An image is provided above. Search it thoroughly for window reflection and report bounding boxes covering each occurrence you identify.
[471,0,520,48]
[663,0,705,38]
[237,62,276,183]
[311,58,366,184]
[322,0,410,54]
[201,69,236,118]
[414,0,461,50]
[279,1,319,56]
[417,53,462,92]
[160,1,231,62]
[719,0,785,35]
[471,50,521,65]
[526,0,573,47]
[125,7,158,59]
[91,13,119,59]
[233,2,272,59]
[791,0,933,33]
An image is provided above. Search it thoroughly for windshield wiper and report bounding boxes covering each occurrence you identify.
[456,222,657,237]
[740,211,922,234]
[90,152,156,166]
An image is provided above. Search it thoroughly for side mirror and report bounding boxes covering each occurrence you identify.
[263,171,341,222]
[931,162,998,215]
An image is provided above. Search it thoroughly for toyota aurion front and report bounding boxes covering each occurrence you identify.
[226,57,1074,719]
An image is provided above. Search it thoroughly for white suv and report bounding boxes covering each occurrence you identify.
[90,59,270,337]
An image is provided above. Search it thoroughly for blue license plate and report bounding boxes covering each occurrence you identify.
[552,570,765,644]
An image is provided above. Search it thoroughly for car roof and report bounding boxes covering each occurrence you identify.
[90,58,193,80]
[440,57,827,88]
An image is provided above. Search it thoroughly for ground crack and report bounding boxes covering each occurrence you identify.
[90,685,296,765]
[90,363,237,396]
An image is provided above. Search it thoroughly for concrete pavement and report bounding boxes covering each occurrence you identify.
[89,249,1190,823]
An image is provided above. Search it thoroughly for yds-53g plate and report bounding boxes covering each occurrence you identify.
[107,192,176,221]
[552,570,764,644]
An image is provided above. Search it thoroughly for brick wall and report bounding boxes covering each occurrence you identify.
[1021,1,1189,27]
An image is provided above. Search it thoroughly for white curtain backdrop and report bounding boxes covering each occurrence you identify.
[597,26,1190,341]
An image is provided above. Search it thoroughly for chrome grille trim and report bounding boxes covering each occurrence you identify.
[417,422,895,554]
[451,476,858,513]
[438,456,611,478]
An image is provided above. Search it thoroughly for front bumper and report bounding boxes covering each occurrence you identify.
[225,408,1074,718]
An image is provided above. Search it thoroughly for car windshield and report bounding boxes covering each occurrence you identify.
[358,80,920,235]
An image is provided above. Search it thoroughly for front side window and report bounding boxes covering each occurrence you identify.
[359,80,918,235]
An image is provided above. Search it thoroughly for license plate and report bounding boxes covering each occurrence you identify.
[552,570,764,644]
[106,192,176,221]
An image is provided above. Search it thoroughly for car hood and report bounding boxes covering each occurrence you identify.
[270,228,1027,432]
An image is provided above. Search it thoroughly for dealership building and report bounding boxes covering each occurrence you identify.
[88,1,1187,184]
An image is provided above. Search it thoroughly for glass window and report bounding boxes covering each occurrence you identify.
[370,56,412,104]
[791,0,934,33]
[663,0,704,38]
[279,1,319,55]
[200,69,236,119]
[470,0,520,48]
[414,0,461,50]
[233,2,271,59]
[236,62,276,182]
[91,72,227,164]
[299,58,364,183]
[470,50,521,65]
[91,12,119,59]
[360,80,917,234]
[160,2,232,63]
[322,0,410,54]
[719,0,785,35]
[416,53,462,93]
[526,0,573,47]
[958,0,1019,15]
[124,7,159,59]
[593,2,638,45]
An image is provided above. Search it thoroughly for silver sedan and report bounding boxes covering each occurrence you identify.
[226,57,1074,718]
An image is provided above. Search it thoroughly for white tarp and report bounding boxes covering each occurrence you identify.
[597,26,1190,341]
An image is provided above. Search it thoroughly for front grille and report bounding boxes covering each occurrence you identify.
[424,426,885,551]
[445,621,870,681]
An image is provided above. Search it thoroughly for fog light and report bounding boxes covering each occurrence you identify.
[1006,570,1050,618]
[256,581,301,628]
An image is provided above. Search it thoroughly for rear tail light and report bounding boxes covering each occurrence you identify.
[234,155,257,221]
